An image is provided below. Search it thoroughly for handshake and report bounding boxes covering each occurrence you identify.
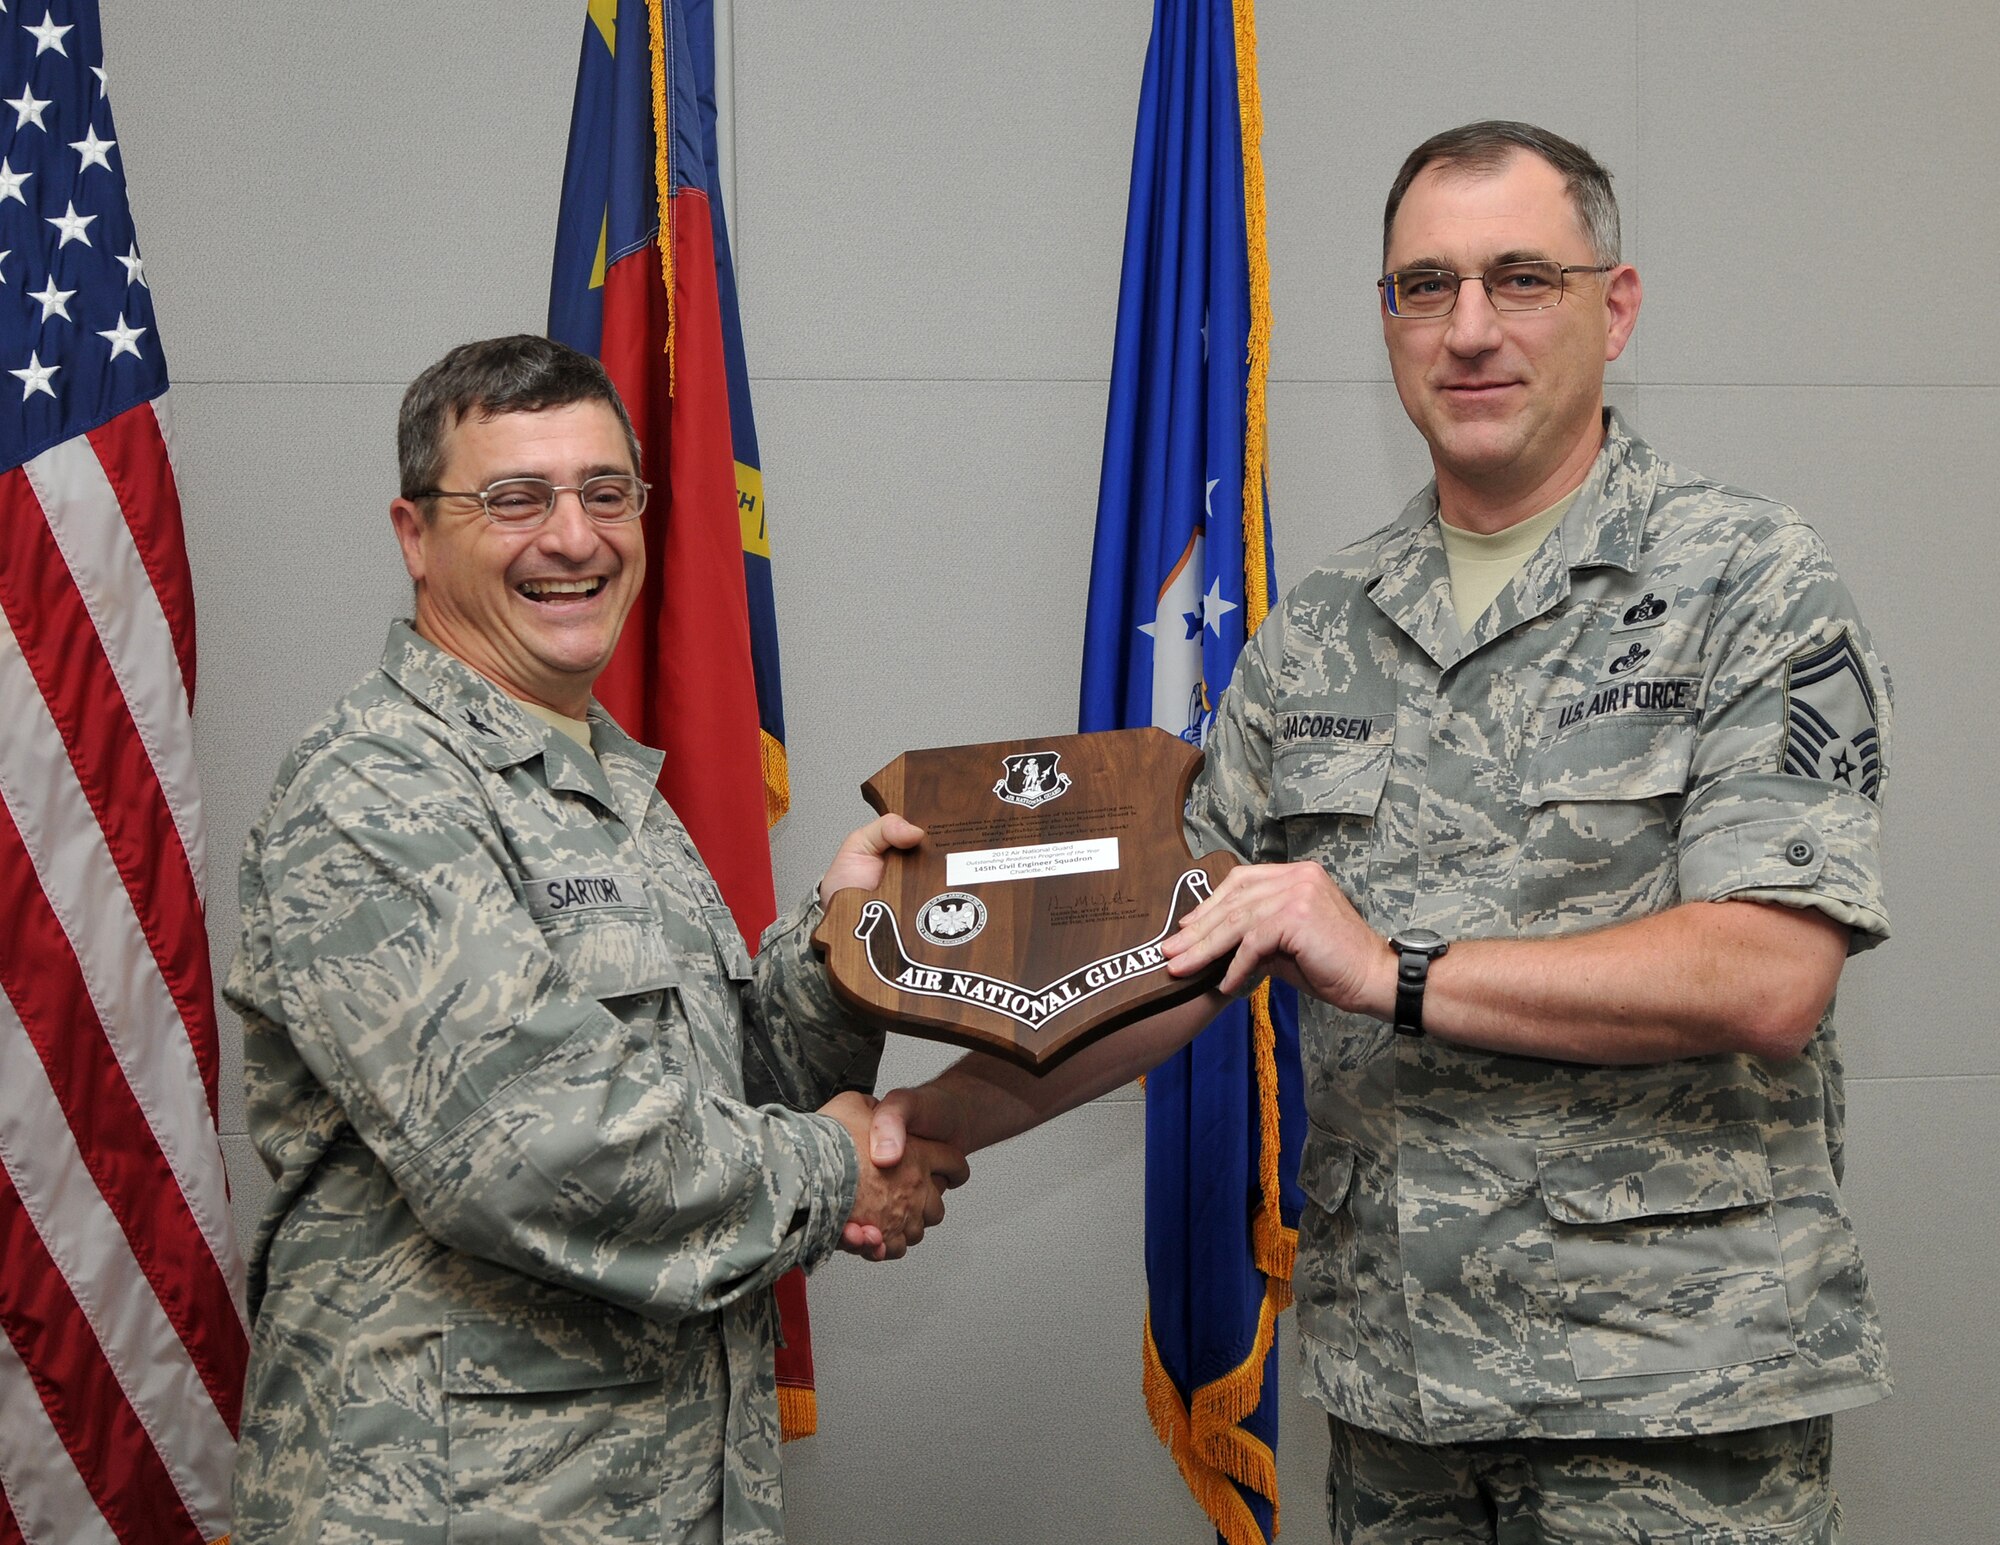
[818,1085,968,1262]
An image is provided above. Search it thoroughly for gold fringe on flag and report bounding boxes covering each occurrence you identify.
[1139,5,1297,1541]
[645,0,678,387]
[761,730,792,828]
[777,1382,818,1441]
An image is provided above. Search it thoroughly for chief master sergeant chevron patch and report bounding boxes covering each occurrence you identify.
[1783,631,1882,799]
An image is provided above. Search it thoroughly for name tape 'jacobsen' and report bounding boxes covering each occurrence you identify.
[526,871,647,920]
[1278,712,1389,745]
[1552,676,1699,734]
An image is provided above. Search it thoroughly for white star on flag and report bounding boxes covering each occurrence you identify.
[11,349,59,398]
[6,84,49,129]
[93,63,107,93]
[0,155,29,203]
[98,312,146,359]
[48,199,95,247]
[28,275,74,320]
[24,12,71,54]
[117,243,147,287]
[0,249,11,281]
[1196,575,1238,637]
[71,126,115,173]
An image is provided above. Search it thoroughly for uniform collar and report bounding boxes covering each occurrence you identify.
[1365,408,1659,668]
[376,622,665,825]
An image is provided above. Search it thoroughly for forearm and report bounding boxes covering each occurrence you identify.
[924,990,1225,1153]
[1415,899,1849,1064]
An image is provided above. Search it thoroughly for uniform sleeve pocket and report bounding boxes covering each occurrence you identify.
[1537,1125,1795,1381]
[539,911,678,1002]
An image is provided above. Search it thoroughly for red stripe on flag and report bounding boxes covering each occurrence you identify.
[0,462,221,1110]
[0,793,245,1431]
[596,188,777,946]
[84,403,198,704]
[0,1165,205,1545]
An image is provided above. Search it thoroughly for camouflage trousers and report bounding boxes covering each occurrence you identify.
[1326,1416,1840,1543]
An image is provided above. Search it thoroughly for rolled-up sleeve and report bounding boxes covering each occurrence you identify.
[1678,521,1892,949]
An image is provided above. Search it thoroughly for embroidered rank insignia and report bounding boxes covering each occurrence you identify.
[1783,632,1882,799]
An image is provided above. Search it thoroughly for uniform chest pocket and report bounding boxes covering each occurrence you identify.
[700,904,753,983]
[1270,740,1390,902]
[1537,1125,1796,1382]
[538,907,678,1006]
[1517,715,1693,928]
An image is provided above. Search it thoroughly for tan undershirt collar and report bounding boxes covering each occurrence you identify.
[1439,488,1581,633]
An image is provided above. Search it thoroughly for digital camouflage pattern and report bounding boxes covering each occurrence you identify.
[1326,1413,1840,1542]
[227,623,880,1544]
[1187,413,1893,1443]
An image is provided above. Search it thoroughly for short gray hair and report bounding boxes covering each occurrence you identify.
[1382,120,1621,267]
[397,334,643,500]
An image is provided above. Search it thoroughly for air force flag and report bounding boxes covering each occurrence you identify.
[1077,3,1304,1541]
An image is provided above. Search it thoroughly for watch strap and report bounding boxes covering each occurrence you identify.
[1393,949,1430,1035]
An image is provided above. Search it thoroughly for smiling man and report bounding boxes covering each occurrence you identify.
[227,335,965,1545]
[871,123,1893,1541]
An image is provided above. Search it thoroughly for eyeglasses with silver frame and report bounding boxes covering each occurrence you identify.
[1377,260,1616,319]
[415,474,650,527]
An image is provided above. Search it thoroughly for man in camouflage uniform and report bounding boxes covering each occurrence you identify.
[871,123,1890,1540]
[228,335,965,1544]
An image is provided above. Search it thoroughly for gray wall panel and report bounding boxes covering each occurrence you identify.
[176,383,410,1134]
[1636,1,2000,387]
[1259,3,1642,388]
[1834,1075,2000,1542]
[107,0,576,383]
[731,2,1150,382]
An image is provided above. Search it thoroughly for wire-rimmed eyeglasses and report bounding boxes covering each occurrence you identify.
[414,474,650,527]
[1378,260,1615,319]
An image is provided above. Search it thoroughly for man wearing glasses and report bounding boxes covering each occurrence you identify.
[226,335,967,1544]
[872,122,1890,1540]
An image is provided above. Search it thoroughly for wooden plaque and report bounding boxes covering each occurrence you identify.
[812,728,1236,1071]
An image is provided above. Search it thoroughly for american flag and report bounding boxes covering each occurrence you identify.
[0,5,245,1543]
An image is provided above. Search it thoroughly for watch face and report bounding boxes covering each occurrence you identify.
[1392,928,1447,955]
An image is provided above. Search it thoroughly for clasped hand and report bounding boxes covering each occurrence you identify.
[820,1090,968,1261]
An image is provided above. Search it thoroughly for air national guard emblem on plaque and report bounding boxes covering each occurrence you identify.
[1783,630,1883,800]
[994,751,1072,809]
[812,729,1237,1070]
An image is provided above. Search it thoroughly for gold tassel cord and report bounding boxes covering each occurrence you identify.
[645,0,677,386]
[1234,0,1272,642]
[1141,6,1297,1539]
[761,731,792,829]
[777,1383,818,1441]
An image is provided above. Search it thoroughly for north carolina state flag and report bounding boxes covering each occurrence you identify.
[549,0,816,1437]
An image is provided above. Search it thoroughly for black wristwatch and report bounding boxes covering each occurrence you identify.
[1388,928,1450,1036]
